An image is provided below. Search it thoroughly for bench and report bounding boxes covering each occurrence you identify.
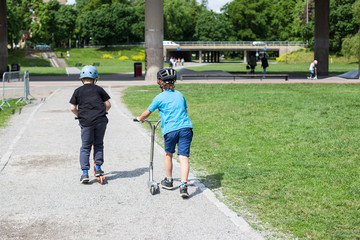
[29,62,36,67]
[75,63,82,67]
[93,62,100,66]
[180,73,289,81]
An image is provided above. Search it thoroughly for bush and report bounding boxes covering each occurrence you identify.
[101,54,113,59]
[131,52,145,61]
[118,56,129,60]
[341,34,359,61]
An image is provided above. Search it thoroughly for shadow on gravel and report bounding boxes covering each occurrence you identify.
[105,167,148,181]
[185,173,225,199]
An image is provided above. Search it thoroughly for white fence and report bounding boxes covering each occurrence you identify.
[1,71,32,110]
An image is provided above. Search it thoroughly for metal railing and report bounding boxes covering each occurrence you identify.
[84,41,306,48]
[174,41,306,47]
[1,71,32,110]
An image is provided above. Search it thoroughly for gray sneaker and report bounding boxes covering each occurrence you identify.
[160,177,174,189]
[180,187,189,198]
[80,174,89,184]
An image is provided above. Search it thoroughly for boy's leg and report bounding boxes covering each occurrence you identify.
[177,128,193,188]
[161,131,178,189]
[80,125,95,171]
[93,121,107,167]
[179,155,189,182]
[164,152,173,178]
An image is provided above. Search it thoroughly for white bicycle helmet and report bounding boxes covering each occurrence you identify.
[80,65,98,79]
[157,68,177,84]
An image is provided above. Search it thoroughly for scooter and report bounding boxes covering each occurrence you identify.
[133,118,161,195]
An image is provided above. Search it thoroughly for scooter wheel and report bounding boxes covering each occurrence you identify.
[150,185,156,195]
[100,176,105,184]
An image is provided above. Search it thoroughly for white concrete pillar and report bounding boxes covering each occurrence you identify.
[314,0,329,75]
[243,50,247,63]
[145,0,164,81]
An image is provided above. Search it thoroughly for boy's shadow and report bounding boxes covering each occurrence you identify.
[87,167,148,184]
[106,167,148,181]
[184,173,225,199]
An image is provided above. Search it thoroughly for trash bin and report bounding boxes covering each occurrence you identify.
[134,63,142,77]
[11,63,20,72]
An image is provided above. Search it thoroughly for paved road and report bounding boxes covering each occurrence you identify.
[0,82,265,240]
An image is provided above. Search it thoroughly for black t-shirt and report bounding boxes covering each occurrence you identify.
[69,84,110,127]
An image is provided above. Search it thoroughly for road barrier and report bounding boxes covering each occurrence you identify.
[1,71,32,110]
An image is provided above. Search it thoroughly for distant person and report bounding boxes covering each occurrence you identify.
[169,57,174,68]
[308,60,318,80]
[70,65,111,183]
[136,68,193,198]
[261,55,269,75]
[248,54,257,74]
[181,58,184,66]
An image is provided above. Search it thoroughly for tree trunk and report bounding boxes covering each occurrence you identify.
[0,0,8,75]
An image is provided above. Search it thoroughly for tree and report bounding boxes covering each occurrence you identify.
[78,3,136,46]
[54,5,77,47]
[6,0,43,47]
[269,0,297,41]
[6,0,22,48]
[130,0,145,42]
[329,0,359,53]
[224,0,272,40]
[163,0,203,41]
[194,11,233,41]
[31,0,61,45]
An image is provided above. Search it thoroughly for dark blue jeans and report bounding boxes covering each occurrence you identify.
[79,121,107,170]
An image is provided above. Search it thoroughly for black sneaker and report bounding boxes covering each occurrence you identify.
[160,177,173,189]
[95,169,103,177]
[80,174,89,184]
[180,187,189,198]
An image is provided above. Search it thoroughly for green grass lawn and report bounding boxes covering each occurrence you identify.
[7,47,360,76]
[54,47,145,74]
[122,83,360,239]
[0,100,27,128]
[186,62,359,75]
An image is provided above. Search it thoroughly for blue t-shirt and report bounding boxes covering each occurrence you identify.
[148,89,193,136]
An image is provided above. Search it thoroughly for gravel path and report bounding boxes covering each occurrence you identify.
[0,83,264,240]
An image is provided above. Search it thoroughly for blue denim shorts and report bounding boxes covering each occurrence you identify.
[164,128,193,157]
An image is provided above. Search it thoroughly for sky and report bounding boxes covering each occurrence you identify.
[66,0,233,12]
[201,0,233,13]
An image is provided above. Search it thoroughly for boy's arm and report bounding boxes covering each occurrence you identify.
[70,104,78,118]
[137,109,152,123]
[104,100,111,112]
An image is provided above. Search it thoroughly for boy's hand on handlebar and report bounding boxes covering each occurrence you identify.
[133,117,144,123]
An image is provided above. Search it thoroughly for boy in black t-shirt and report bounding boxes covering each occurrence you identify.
[70,65,111,183]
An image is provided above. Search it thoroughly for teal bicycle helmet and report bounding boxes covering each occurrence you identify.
[80,65,98,79]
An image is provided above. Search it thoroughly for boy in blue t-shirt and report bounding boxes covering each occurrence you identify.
[136,68,193,198]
